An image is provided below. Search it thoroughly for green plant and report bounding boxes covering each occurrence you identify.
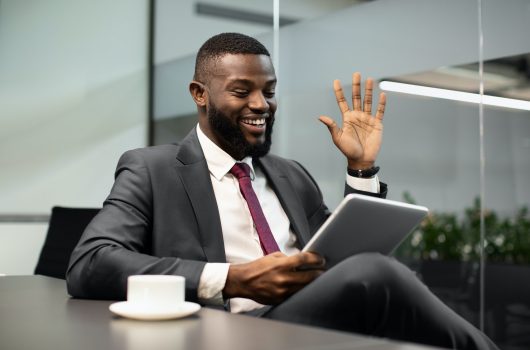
[393,193,530,264]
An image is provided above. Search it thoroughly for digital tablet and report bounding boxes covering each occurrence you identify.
[302,194,428,268]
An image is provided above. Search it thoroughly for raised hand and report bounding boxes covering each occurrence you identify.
[223,252,325,305]
[319,72,386,170]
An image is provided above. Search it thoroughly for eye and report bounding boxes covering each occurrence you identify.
[264,90,276,98]
[232,89,249,97]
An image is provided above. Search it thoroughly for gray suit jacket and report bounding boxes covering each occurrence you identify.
[66,128,387,302]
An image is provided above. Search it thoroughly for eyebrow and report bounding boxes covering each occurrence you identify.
[226,78,277,86]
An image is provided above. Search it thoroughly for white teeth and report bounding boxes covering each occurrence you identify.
[242,118,265,126]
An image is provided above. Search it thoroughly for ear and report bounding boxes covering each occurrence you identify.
[189,81,207,107]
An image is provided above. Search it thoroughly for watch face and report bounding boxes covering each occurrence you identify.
[348,166,380,178]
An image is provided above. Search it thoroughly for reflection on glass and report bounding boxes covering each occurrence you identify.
[388,53,530,349]
[482,49,530,348]
[380,56,530,110]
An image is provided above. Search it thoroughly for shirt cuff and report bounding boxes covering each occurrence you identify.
[198,262,230,306]
[346,173,380,193]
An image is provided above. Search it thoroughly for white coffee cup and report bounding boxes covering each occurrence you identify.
[127,275,185,309]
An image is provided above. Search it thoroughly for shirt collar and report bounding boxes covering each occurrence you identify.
[196,124,256,181]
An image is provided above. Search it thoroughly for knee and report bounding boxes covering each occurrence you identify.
[335,252,397,273]
[333,253,414,287]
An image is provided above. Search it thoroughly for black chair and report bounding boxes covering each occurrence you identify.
[34,206,100,279]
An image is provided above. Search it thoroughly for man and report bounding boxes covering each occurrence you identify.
[67,33,498,350]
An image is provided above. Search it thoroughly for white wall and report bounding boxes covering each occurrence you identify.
[0,0,149,274]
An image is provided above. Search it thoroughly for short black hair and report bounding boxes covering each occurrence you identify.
[194,32,270,83]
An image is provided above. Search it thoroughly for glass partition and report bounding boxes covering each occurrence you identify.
[277,0,482,333]
[152,1,530,348]
[481,1,530,348]
[276,1,528,348]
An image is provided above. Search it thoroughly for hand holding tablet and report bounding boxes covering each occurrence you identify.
[302,194,428,268]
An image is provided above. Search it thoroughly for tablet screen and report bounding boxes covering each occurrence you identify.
[302,194,428,268]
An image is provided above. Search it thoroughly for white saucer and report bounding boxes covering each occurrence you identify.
[109,301,201,321]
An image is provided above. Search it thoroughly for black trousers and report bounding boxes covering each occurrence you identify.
[260,253,498,350]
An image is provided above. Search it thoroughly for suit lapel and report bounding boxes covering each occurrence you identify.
[174,129,226,263]
[257,157,311,248]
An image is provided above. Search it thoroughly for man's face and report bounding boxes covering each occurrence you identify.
[201,54,277,160]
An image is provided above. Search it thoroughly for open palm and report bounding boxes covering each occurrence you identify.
[319,72,386,169]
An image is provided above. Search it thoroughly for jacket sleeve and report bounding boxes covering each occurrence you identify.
[344,178,388,198]
[66,150,206,302]
[345,181,388,198]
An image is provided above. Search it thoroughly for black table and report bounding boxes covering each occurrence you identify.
[0,276,442,350]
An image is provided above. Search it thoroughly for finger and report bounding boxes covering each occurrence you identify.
[363,78,374,114]
[318,116,340,141]
[352,72,362,111]
[375,92,387,121]
[290,251,325,268]
[333,80,350,114]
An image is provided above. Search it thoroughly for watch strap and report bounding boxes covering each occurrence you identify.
[347,166,380,178]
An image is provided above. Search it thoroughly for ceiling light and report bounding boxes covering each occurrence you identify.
[379,81,530,111]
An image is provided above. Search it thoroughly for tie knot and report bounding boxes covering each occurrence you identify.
[230,162,251,179]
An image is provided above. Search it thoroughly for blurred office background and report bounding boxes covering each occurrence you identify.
[1,1,529,348]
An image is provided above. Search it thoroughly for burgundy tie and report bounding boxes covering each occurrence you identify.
[230,163,280,255]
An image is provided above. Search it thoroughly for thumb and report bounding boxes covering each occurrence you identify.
[318,116,340,141]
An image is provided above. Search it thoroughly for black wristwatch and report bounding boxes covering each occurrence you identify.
[347,166,380,178]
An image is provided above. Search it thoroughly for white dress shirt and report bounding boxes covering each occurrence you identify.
[195,124,379,312]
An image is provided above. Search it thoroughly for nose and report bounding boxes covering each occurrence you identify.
[248,91,269,113]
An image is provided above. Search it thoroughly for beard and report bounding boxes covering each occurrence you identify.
[207,102,274,160]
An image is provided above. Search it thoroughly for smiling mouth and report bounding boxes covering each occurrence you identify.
[240,118,266,127]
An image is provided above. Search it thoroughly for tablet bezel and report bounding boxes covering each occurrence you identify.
[302,194,428,267]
